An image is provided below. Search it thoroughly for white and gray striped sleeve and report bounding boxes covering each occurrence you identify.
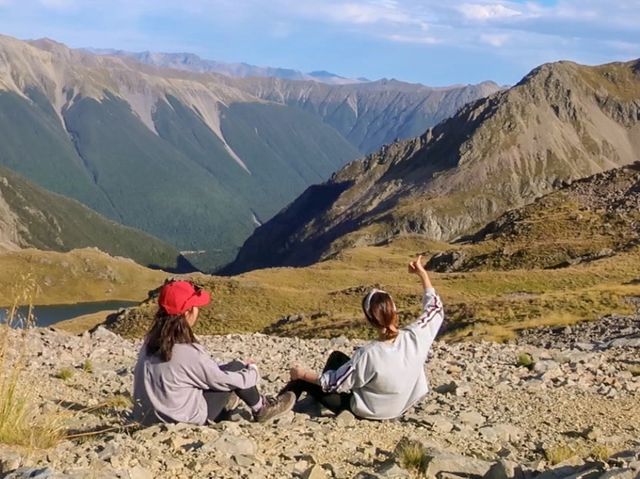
[408,288,444,348]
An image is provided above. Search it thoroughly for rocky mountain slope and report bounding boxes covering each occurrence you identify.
[427,162,640,272]
[91,49,365,85]
[0,320,637,478]
[0,35,359,270]
[227,58,640,274]
[0,34,496,270]
[96,49,501,154]
[0,166,181,270]
[223,77,501,154]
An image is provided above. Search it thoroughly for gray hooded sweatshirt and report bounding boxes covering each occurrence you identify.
[133,343,259,425]
[320,288,444,420]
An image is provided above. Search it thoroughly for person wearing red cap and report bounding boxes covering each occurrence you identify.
[132,280,295,425]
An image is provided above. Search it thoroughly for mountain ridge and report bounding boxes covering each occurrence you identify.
[86,47,365,85]
[0,34,499,269]
[0,165,183,269]
[226,57,640,273]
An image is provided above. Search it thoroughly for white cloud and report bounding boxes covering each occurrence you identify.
[293,1,428,28]
[480,33,510,47]
[458,3,522,21]
[385,33,439,44]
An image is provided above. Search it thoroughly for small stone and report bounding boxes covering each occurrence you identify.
[483,460,523,479]
[302,464,329,479]
[336,410,356,426]
[597,469,635,479]
[128,466,154,479]
[0,451,22,473]
[377,462,411,478]
[425,451,493,478]
[203,433,257,457]
[479,424,524,443]
[458,411,486,427]
[435,381,458,394]
[233,455,255,467]
[293,460,311,475]
[90,326,120,341]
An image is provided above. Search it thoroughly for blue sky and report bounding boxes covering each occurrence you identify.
[0,0,638,86]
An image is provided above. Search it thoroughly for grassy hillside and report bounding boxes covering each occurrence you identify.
[0,166,182,269]
[103,235,640,343]
[0,36,366,270]
[0,248,167,307]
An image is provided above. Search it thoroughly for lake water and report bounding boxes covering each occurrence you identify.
[0,300,139,328]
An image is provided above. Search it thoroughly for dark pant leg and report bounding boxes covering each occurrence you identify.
[280,350,353,415]
[204,360,262,422]
[219,360,261,407]
[323,350,351,372]
[203,390,232,423]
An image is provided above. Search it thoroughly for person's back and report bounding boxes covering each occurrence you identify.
[134,343,259,425]
[282,255,444,421]
[132,280,295,426]
[345,287,443,419]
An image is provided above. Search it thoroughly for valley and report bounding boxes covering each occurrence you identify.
[0,34,498,270]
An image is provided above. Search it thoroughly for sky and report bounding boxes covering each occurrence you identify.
[0,0,638,86]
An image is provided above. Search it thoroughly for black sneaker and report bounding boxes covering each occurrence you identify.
[253,392,296,423]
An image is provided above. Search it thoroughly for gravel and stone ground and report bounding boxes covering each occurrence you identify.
[0,315,638,478]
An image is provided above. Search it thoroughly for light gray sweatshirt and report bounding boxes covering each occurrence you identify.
[320,288,444,420]
[132,343,259,425]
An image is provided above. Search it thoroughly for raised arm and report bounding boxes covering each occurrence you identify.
[407,255,444,342]
[408,254,433,292]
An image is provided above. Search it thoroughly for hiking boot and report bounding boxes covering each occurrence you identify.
[224,393,240,412]
[253,392,296,423]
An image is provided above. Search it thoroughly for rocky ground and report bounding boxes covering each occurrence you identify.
[0,315,638,479]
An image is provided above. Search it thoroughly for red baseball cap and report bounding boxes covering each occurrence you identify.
[158,281,211,315]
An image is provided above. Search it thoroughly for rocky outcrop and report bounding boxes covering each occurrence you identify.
[0,319,637,478]
[427,162,640,272]
[227,59,640,274]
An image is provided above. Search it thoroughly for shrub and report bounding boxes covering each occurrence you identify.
[395,437,430,474]
[544,444,576,465]
[55,368,74,381]
[516,352,535,369]
[589,444,612,462]
[82,359,93,374]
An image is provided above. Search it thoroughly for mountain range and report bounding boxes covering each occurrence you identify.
[226,58,640,273]
[0,34,498,269]
[88,49,367,85]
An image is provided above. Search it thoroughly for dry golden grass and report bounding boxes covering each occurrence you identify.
[99,236,640,341]
[544,444,577,465]
[0,277,67,449]
[395,437,430,475]
[0,248,167,307]
[54,310,120,334]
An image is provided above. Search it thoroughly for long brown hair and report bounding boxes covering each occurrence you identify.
[145,308,197,361]
[362,290,399,341]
